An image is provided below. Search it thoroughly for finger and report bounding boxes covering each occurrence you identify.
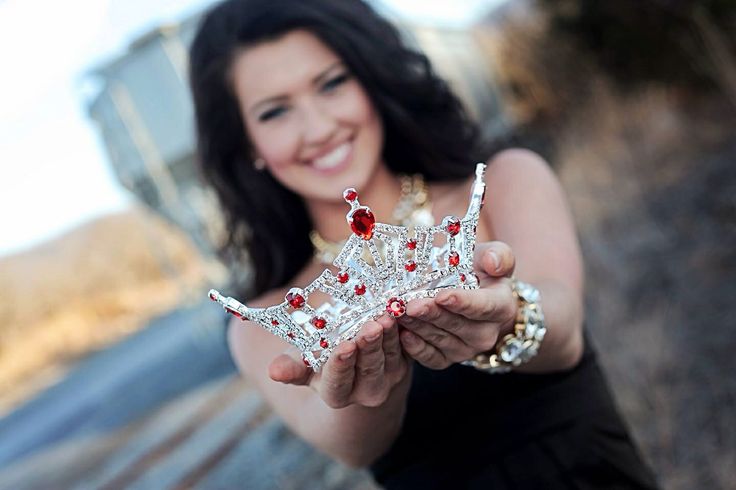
[319,341,358,408]
[378,316,403,374]
[400,314,476,362]
[353,321,387,401]
[268,351,313,386]
[474,241,515,278]
[400,329,449,369]
[435,279,516,325]
[405,297,485,343]
[406,299,471,337]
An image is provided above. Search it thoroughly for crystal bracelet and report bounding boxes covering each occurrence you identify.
[461,279,546,374]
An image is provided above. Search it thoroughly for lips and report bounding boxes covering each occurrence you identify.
[309,142,352,171]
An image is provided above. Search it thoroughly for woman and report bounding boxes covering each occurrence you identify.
[189,0,658,487]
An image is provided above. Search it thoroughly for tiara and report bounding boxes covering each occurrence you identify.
[209,163,487,370]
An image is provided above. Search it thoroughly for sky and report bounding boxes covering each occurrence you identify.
[0,0,501,257]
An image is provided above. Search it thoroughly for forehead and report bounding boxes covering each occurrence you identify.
[230,29,342,105]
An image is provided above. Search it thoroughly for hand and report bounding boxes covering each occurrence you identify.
[398,241,518,369]
[267,315,411,409]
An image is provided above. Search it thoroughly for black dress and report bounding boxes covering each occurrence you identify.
[369,333,659,489]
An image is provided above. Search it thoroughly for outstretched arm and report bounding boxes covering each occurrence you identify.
[398,149,584,373]
[228,310,412,467]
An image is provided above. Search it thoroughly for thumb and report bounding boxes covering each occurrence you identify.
[268,347,313,386]
[473,241,515,278]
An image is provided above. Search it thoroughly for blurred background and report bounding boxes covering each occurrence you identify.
[0,0,734,488]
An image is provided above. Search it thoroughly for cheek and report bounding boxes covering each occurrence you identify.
[342,89,383,147]
[247,123,299,170]
[345,89,377,126]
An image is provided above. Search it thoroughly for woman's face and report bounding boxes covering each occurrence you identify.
[231,29,385,202]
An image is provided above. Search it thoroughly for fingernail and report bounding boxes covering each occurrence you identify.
[339,350,355,361]
[365,331,381,342]
[414,307,428,317]
[489,251,500,272]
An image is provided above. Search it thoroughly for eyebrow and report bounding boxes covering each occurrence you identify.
[248,61,345,116]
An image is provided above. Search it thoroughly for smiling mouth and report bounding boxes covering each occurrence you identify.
[310,142,352,171]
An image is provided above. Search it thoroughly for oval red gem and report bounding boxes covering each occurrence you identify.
[448,251,460,267]
[343,188,358,202]
[311,317,327,329]
[271,319,279,326]
[459,273,466,282]
[446,218,461,236]
[404,260,417,272]
[386,297,406,317]
[406,239,417,250]
[354,284,367,296]
[320,338,329,349]
[349,208,375,240]
[286,291,305,309]
[337,271,349,284]
[287,332,295,339]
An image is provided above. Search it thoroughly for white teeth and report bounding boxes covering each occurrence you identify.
[312,143,351,170]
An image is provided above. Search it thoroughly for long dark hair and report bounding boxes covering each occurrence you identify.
[189,0,481,296]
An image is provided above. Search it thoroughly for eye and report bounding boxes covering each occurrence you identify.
[258,106,288,122]
[321,73,351,93]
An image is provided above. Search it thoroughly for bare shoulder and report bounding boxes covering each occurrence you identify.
[485,148,556,186]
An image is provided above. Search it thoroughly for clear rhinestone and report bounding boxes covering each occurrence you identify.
[500,339,523,362]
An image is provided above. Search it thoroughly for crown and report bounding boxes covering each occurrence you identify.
[209,163,487,370]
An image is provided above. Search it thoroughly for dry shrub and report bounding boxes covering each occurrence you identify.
[0,206,208,412]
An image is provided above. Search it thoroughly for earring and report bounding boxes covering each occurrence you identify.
[254,158,266,171]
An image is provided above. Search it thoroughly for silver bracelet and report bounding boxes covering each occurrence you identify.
[461,279,546,374]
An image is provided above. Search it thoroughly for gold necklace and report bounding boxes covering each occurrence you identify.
[310,174,434,264]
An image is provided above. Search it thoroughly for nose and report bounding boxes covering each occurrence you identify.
[300,100,337,146]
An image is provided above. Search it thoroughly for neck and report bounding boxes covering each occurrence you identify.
[306,164,402,242]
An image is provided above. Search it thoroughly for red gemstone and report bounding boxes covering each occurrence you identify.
[303,356,310,367]
[406,239,417,250]
[448,251,460,267]
[343,188,358,202]
[286,291,305,309]
[287,332,295,339]
[337,271,349,284]
[311,317,327,329]
[354,283,367,296]
[459,273,466,282]
[225,306,244,320]
[208,291,217,301]
[349,207,375,240]
[404,260,417,272]
[386,297,406,317]
[271,319,279,326]
[320,338,329,349]
[446,218,461,236]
